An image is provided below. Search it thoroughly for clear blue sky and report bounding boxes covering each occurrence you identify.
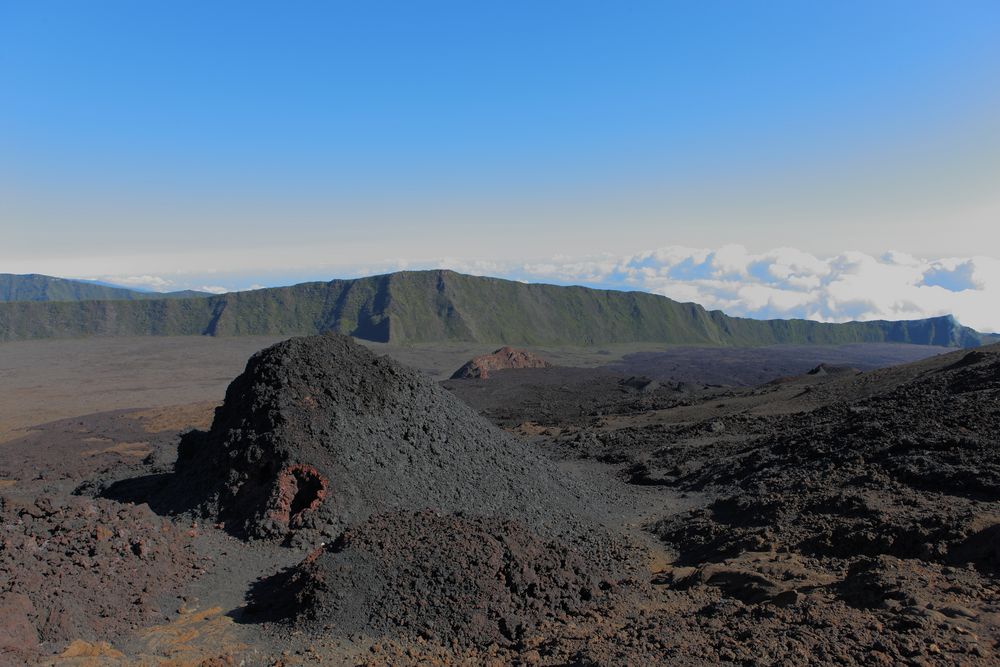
[2,1,1000,277]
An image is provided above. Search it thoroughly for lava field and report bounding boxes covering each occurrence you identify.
[2,333,998,665]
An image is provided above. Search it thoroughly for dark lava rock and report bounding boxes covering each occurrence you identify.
[644,342,1000,649]
[0,493,196,659]
[165,333,588,541]
[620,375,661,393]
[443,366,691,429]
[653,346,1000,555]
[249,510,614,647]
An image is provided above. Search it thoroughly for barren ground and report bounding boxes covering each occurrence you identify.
[0,336,948,443]
[3,335,990,666]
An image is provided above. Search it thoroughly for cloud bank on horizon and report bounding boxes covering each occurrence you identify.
[484,246,1000,334]
[87,244,1000,334]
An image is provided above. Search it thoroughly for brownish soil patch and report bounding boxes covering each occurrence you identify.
[132,402,218,434]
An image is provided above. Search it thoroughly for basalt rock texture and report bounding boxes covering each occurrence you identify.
[249,510,624,647]
[0,494,197,661]
[167,333,591,542]
[650,346,1000,567]
[450,346,553,379]
[622,346,1000,663]
[438,344,1000,664]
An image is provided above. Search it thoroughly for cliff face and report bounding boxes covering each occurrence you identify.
[0,269,994,348]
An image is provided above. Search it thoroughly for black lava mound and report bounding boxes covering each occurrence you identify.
[168,333,584,541]
[249,509,615,646]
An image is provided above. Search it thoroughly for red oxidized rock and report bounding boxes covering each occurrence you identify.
[450,347,553,380]
[265,464,328,530]
[0,593,39,656]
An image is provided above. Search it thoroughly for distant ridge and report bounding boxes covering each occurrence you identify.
[0,270,996,347]
[0,274,209,303]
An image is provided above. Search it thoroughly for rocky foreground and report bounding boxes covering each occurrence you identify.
[0,334,997,665]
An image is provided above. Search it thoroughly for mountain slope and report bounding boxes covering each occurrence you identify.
[0,274,208,302]
[0,270,994,346]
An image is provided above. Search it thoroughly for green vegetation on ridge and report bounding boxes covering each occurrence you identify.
[0,270,994,347]
[0,274,208,303]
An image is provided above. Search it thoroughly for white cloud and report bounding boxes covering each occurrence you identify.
[91,274,175,291]
[198,285,229,294]
[483,245,1000,333]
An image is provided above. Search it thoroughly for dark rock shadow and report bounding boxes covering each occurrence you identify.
[97,427,218,517]
[234,563,310,625]
[99,472,202,516]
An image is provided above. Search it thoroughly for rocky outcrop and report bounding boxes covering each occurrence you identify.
[806,362,860,376]
[164,334,587,542]
[450,346,553,379]
[248,510,618,647]
[0,494,196,659]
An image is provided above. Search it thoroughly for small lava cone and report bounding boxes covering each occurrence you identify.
[806,362,860,376]
[619,375,660,393]
[450,346,553,379]
[248,510,613,646]
[163,333,581,542]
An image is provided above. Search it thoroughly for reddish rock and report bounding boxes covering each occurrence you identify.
[0,494,197,647]
[264,464,329,531]
[0,592,38,657]
[450,347,553,380]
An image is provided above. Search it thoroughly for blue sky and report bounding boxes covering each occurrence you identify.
[2,2,1000,328]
